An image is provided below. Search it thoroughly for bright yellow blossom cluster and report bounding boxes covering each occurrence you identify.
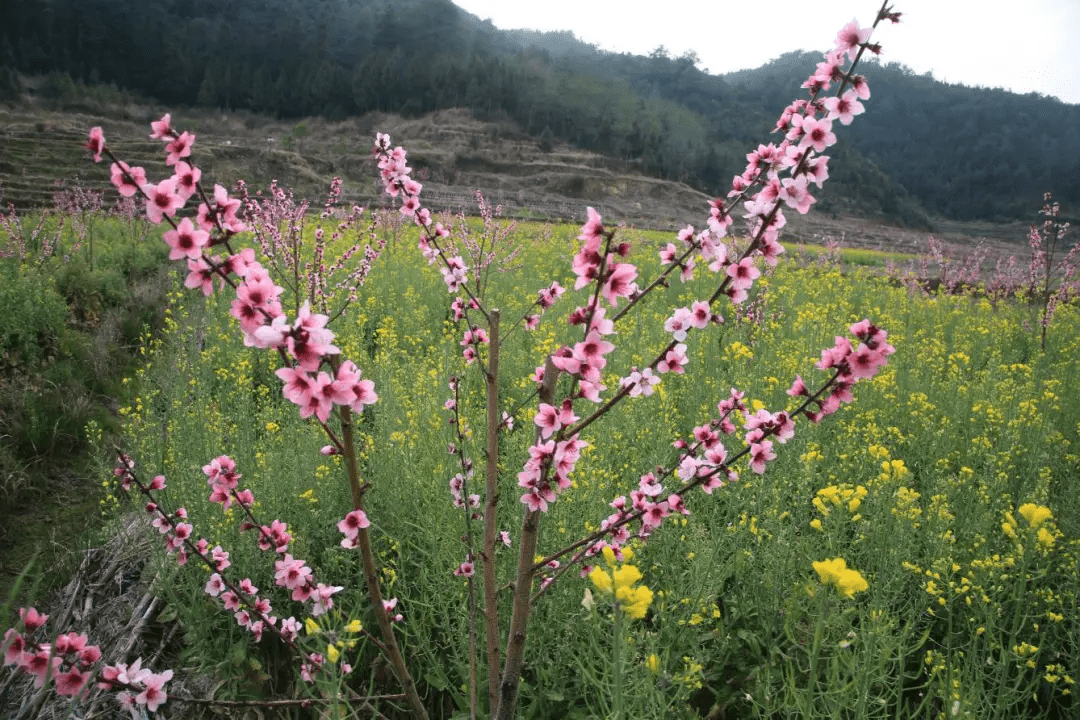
[1003,503,1059,550]
[813,484,867,516]
[812,557,869,599]
[588,546,653,620]
[1018,503,1053,528]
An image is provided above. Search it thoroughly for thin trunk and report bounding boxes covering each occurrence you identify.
[494,357,558,720]
[338,404,429,719]
[483,309,502,711]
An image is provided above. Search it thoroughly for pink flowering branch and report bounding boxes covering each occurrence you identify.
[85,126,427,717]
[530,322,893,598]
[370,6,899,718]
[445,376,483,718]
[1027,192,1076,350]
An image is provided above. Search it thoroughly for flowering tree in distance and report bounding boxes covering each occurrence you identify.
[3,3,905,718]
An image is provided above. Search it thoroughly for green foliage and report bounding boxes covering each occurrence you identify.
[115,218,1079,718]
[0,211,171,600]
[0,262,67,372]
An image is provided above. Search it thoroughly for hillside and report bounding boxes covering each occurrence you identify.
[2,0,1077,226]
[0,86,1035,267]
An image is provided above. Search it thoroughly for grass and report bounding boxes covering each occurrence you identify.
[0,208,172,602]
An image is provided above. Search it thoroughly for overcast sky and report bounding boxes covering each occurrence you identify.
[451,0,1080,104]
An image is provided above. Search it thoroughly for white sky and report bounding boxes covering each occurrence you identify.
[452,0,1080,104]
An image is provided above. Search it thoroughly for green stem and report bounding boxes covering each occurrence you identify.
[613,605,624,720]
[337,403,429,719]
[809,592,827,697]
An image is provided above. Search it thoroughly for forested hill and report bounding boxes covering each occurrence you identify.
[2,0,1077,224]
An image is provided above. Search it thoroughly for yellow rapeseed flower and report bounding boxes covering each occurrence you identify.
[589,567,613,595]
[1018,503,1053,528]
[813,557,869,599]
[645,654,660,673]
[616,584,653,620]
[589,557,653,620]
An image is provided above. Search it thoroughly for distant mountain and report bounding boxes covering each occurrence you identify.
[2,0,1075,225]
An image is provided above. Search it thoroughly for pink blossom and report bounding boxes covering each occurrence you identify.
[136,670,173,712]
[24,649,52,687]
[824,90,865,125]
[579,206,604,246]
[534,403,563,439]
[601,261,638,307]
[850,74,871,100]
[52,632,87,655]
[726,256,761,291]
[657,343,688,374]
[258,519,291,552]
[667,493,690,516]
[171,161,201,200]
[275,554,313,590]
[847,343,888,379]
[779,176,815,215]
[441,255,468,292]
[85,127,105,163]
[689,301,713,328]
[184,256,218,296]
[677,455,702,482]
[749,440,777,474]
[109,161,146,197]
[143,178,184,224]
[287,302,338,371]
[835,19,872,60]
[338,509,370,541]
[381,597,404,622]
[19,607,49,631]
[164,131,195,166]
[205,573,225,597]
[641,501,670,530]
[798,116,837,153]
[311,584,343,616]
[149,114,173,140]
[520,491,549,513]
[3,629,25,666]
[163,217,210,260]
[276,367,316,408]
[665,307,694,341]
[761,236,786,265]
[659,243,678,264]
[54,665,91,696]
[211,545,230,571]
[280,617,301,642]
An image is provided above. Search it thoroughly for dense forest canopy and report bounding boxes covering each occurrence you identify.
[3,0,1077,224]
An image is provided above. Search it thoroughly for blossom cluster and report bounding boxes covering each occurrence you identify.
[3,609,101,697]
[2,606,173,714]
[812,557,869,599]
[587,546,653,620]
[87,120,379,434]
[114,453,345,663]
